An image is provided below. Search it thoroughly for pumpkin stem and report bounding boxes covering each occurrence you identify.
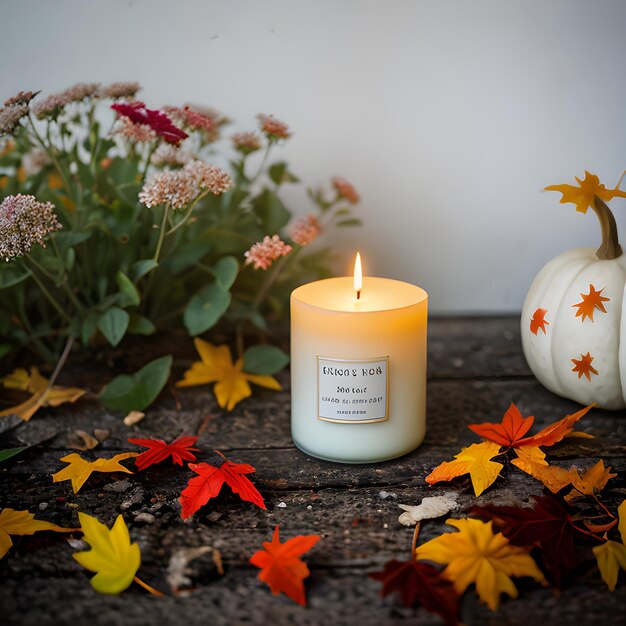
[592,195,622,260]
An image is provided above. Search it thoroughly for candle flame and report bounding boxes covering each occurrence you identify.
[354,252,362,299]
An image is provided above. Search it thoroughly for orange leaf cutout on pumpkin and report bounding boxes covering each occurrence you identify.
[249,526,320,606]
[545,171,626,214]
[572,285,610,322]
[179,451,265,519]
[425,441,503,496]
[468,403,534,447]
[571,353,599,381]
[530,308,550,335]
[565,460,616,502]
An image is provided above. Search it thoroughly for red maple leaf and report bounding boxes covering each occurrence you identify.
[180,451,265,519]
[111,101,188,144]
[530,308,550,335]
[128,435,199,471]
[472,495,583,586]
[571,352,599,381]
[468,403,534,447]
[250,526,320,606]
[572,284,610,322]
[369,560,459,625]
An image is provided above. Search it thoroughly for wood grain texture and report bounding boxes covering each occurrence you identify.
[1,316,624,626]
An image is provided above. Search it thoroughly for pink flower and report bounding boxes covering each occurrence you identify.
[258,114,291,140]
[112,115,157,143]
[231,131,261,154]
[111,101,188,145]
[138,160,232,209]
[101,82,141,99]
[0,194,62,261]
[4,91,38,107]
[164,106,218,140]
[290,213,321,246]
[0,104,29,135]
[332,176,360,204]
[150,144,192,167]
[184,161,233,195]
[33,83,100,118]
[244,235,292,270]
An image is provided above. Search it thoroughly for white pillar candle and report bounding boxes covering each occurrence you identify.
[290,262,428,463]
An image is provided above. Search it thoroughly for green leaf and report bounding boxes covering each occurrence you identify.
[0,343,14,359]
[127,313,156,336]
[253,189,291,234]
[99,355,172,412]
[165,242,210,275]
[115,271,140,307]
[39,255,64,274]
[184,284,231,336]
[213,256,239,290]
[65,247,75,271]
[336,218,362,227]
[0,447,27,463]
[54,231,91,255]
[130,259,158,282]
[97,307,129,347]
[81,313,100,345]
[243,345,290,375]
[0,267,31,289]
[268,162,299,186]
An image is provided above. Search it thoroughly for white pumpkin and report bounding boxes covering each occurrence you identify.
[521,174,626,410]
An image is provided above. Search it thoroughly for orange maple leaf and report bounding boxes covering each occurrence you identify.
[516,404,594,447]
[530,308,550,335]
[425,441,503,496]
[511,446,572,493]
[470,404,594,449]
[468,403,534,447]
[249,526,320,606]
[572,285,610,322]
[571,353,599,381]
[545,171,626,214]
[565,460,616,502]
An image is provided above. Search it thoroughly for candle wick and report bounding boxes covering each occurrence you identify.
[356,290,361,300]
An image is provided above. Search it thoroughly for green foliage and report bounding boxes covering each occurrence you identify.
[99,355,172,412]
[0,82,361,409]
[243,345,290,375]
[0,447,27,463]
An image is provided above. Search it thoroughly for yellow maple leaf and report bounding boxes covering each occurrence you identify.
[0,508,75,560]
[511,446,571,493]
[73,512,141,594]
[545,171,626,214]
[565,460,616,502]
[425,441,503,496]
[593,500,626,591]
[52,452,138,494]
[176,339,281,411]
[415,517,547,610]
[0,367,86,421]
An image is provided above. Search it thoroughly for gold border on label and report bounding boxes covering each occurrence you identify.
[316,356,390,424]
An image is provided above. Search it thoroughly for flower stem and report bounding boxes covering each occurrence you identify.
[26,259,73,324]
[133,576,164,597]
[152,204,171,264]
[252,248,299,310]
[410,521,421,561]
[592,195,622,260]
[165,191,208,236]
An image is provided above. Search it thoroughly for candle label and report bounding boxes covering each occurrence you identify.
[317,356,389,424]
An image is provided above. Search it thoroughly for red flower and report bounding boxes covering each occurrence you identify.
[111,101,188,145]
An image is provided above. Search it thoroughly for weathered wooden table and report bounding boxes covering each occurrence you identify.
[1,317,625,626]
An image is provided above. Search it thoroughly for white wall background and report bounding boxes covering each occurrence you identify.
[2,0,626,313]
